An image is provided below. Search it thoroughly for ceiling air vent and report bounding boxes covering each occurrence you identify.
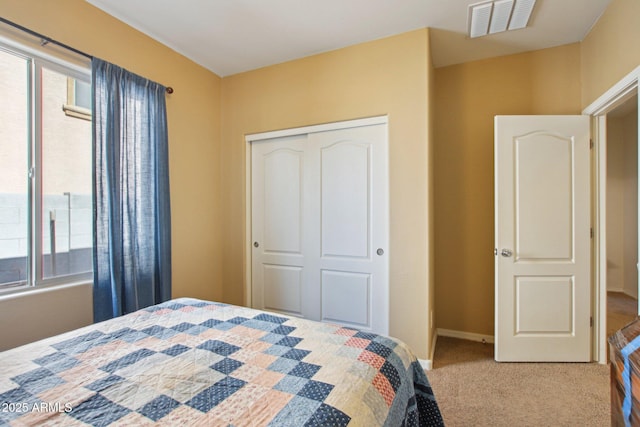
[468,0,536,38]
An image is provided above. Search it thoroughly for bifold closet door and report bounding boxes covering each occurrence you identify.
[251,123,388,334]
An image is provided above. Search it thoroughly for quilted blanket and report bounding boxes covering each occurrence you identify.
[0,298,443,426]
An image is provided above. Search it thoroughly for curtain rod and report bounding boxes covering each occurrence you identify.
[0,16,174,94]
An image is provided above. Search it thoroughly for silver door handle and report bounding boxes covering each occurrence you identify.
[501,248,512,257]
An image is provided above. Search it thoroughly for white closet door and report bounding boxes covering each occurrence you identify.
[251,122,388,334]
[251,135,311,318]
[310,124,388,333]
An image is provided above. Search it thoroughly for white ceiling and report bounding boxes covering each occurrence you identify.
[86,0,612,77]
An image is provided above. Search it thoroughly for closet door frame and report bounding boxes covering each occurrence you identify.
[244,115,388,315]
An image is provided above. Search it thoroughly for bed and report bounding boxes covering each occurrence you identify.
[0,298,443,426]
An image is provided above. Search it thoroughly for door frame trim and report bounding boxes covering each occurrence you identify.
[243,115,389,308]
[583,65,640,364]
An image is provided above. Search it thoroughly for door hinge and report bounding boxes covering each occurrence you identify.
[590,139,594,149]
[590,227,594,239]
[590,316,593,327]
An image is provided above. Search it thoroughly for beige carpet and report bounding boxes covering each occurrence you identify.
[427,337,610,426]
[426,293,638,426]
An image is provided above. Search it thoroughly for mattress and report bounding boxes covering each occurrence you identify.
[0,298,443,426]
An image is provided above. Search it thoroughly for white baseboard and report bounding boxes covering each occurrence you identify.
[608,288,639,300]
[622,289,638,299]
[430,331,438,361]
[418,358,432,371]
[419,332,438,371]
[437,328,494,344]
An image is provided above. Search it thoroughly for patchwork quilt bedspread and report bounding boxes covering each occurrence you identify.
[0,298,443,426]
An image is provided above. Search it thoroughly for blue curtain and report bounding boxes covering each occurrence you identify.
[92,58,172,322]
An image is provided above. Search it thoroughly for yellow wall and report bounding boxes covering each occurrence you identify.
[0,0,224,301]
[581,0,640,108]
[434,44,582,336]
[221,29,435,358]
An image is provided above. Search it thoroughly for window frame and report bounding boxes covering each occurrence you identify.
[63,77,92,121]
[0,39,93,292]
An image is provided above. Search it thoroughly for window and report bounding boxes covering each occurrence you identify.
[0,44,93,289]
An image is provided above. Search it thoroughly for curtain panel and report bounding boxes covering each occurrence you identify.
[92,58,171,322]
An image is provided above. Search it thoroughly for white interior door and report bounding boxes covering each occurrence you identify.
[495,115,591,362]
[251,120,389,334]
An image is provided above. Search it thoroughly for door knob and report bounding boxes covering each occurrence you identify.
[501,248,513,257]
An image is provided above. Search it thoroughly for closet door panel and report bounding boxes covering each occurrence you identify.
[263,149,303,254]
[251,135,309,317]
[251,120,388,334]
[263,265,302,315]
[321,270,370,328]
[311,123,388,334]
[320,142,370,259]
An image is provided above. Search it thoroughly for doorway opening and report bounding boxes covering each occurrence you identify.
[584,65,640,363]
[606,94,638,338]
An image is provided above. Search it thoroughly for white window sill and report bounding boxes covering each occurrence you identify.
[0,280,93,302]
